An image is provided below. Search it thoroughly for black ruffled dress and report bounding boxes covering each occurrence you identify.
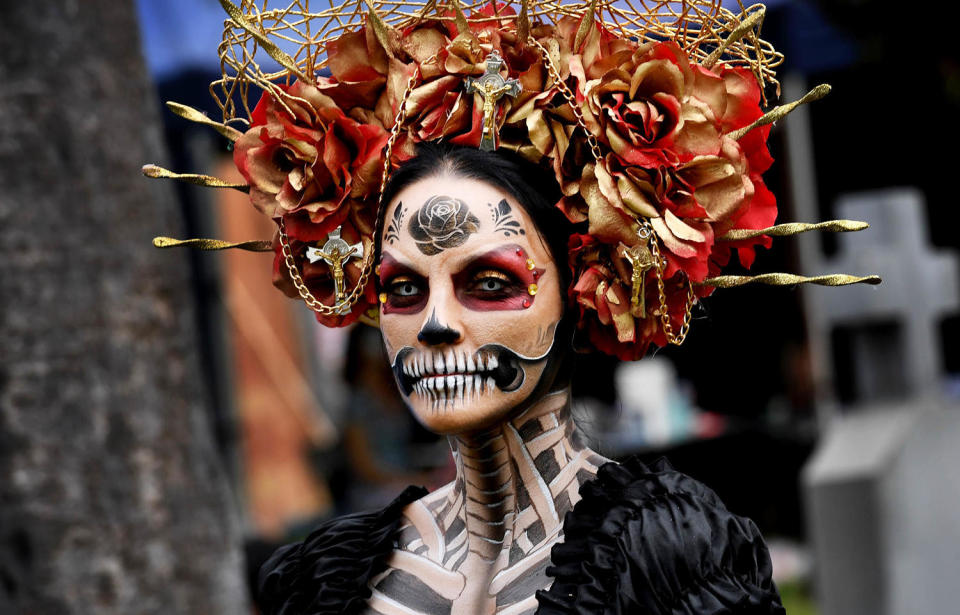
[258,458,785,614]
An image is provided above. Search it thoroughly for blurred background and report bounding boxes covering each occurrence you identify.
[1,1,958,613]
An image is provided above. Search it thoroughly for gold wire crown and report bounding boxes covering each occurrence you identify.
[211,0,783,127]
[147,0,880,359]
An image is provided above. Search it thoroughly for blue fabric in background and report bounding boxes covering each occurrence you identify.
[136,0,226,79]
[135,0,804,80]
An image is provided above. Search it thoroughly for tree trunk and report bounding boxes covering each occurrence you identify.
[0,2,249,613]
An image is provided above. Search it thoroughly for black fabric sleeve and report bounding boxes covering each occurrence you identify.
[256,485,427,615]
[536,457,784,615]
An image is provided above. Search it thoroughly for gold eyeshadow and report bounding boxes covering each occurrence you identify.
[471,269,512,282]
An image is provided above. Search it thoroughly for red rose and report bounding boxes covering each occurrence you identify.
[598,131,771,283]
[569,234,665,360]
[581,44,684,167]
[233,80,389,239]
[572,38,772,174]
[395,14,550,151]
[321,26,390,110]
[569,234,699,360]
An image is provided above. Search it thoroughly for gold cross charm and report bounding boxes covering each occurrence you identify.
[465,50,521,151]
[623,241,656,318]
[306,227,364,314]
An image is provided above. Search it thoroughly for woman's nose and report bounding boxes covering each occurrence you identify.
[415,280,466,347]
[417,307,461,345]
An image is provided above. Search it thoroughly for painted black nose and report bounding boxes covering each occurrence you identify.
[417,309,460,345]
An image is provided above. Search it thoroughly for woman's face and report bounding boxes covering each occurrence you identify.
[378,174,564,434]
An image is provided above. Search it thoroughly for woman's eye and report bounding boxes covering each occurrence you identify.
[468,270,514,295]
[380,274,427,313]
[393,282,420,296]
[477,277,505,292]
[387,277,422,298]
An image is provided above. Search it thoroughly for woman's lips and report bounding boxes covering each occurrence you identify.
[392,347,521,397]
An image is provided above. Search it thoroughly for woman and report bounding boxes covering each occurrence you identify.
[256,143,784,614]
[148,1,876,612]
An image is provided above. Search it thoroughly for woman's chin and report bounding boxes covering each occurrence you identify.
[404,389,527,435]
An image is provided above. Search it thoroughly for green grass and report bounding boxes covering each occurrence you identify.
[778,581,818,615]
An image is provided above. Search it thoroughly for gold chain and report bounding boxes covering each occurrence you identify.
[276,68,421,315]
[530,38,603,165]
[277,218,377,314]
[642,221,696,345]
[533,37,695,345]
[377,69,421,209]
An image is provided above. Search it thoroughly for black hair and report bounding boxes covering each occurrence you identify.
[376,141,577,291]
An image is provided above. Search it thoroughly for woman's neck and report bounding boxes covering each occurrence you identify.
[444,388,606,573]
[376,390,609,613]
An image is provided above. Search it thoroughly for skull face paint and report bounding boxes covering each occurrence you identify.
[378,175,563,434]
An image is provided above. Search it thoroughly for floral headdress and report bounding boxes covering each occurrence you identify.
[147,0,879,360]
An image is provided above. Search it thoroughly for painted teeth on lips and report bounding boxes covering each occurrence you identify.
[402,351,499,380]
[411,373,497,397]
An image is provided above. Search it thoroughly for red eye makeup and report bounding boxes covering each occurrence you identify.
[453,245,545,311]
[379,245,546,314]
[379,253,428,314]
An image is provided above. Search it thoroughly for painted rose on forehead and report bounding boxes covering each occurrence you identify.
[408,195,481,255]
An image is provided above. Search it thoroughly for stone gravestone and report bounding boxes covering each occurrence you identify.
[801,189,960,615]
[804,188,958,401]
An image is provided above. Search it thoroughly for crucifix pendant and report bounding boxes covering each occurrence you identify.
[305,227,364,315]
[624,242,656,318]
[465,50,521,151]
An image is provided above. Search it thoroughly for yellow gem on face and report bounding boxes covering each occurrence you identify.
[526,258,536,271]
[379,293,387,304]
[528,283,538,296]
[375,265,382,276]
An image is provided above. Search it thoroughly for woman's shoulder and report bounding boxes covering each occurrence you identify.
[256,485,427,615]
[538,457,785,615]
